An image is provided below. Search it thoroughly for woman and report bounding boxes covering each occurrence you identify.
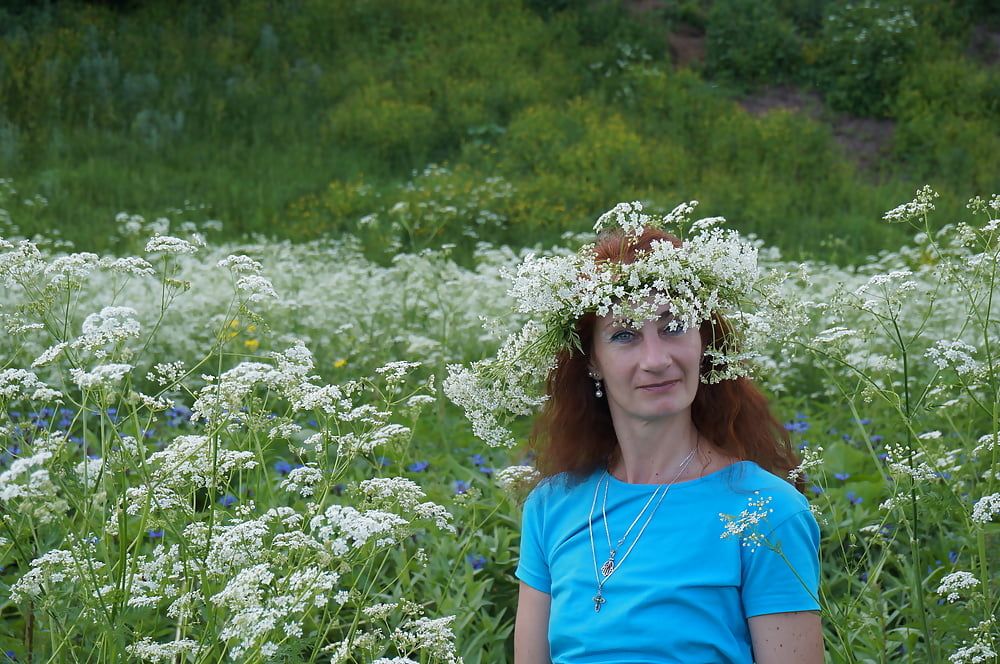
[507,217,823,662]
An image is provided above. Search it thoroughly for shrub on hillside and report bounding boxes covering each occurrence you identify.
[812,0,920,117]
[706,0,802,86]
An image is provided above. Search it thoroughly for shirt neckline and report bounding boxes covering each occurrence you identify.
[602,459,753,491]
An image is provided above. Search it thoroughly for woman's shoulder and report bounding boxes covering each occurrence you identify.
[715,460,811,517]
[525,468,601,505]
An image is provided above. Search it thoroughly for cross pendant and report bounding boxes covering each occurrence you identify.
[593,592,606,613]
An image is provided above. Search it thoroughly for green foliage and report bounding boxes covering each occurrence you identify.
[0,0,998,265]
[812,0,921,117]
[706,0,802,86]
[893,56,1000,193]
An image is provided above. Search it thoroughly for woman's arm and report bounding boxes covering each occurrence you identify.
[514,581,551,664]
[748,611,824,664]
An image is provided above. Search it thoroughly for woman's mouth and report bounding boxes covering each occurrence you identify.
[638,380,679,393]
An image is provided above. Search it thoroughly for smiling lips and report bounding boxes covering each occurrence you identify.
[638,379,680,392]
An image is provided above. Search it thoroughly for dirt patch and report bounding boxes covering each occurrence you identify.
[667,25,706,67]
[830,116,895,173]
[738,85,824,118]
[968,25,1000,67]
[739,86,895,174]
[621,0,669,15]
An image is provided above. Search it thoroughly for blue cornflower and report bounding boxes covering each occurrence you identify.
[846,491,863,505]
[375,456,392,467]
[784,421,810,432]
[470,454,486,466]
[307,419,318,428]
[466,553,488,571]
[841,433,852,441]
[856,418,872,425]
[407,461,430,472]
[834,472,850,481]
[871,434,884,444]
[479,466,495,477]
[453,480,471,495]
[948,550,959,564]
[148,529,164,539]
[274,460,292,476]
[808,484,824,495]
[219,494,238,507]
[4,649,17,661]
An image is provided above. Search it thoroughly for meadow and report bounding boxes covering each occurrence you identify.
[1,0,1000,662]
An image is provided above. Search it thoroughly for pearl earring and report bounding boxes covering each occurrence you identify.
[588,370,603,398]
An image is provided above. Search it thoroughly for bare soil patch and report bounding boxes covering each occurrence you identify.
[968,25,1000,67]
[738,86,895,174]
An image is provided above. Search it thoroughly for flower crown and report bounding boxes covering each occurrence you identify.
[444,201,796,448]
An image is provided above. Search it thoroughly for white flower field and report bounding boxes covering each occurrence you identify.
[1,185,999,662]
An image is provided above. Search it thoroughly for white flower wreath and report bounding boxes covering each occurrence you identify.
[444,200,800,448]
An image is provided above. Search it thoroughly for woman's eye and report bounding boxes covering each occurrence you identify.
[610,330,635,343]
[660,324,685,336]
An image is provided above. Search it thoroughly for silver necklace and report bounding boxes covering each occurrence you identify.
[587,440,699,613]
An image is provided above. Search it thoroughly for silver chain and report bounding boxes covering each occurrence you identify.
[587,438,699,613]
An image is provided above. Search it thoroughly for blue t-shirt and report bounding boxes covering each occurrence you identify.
[516,461,820,663]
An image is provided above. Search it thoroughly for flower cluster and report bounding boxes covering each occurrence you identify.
[719,491,774,553]
[936,571,979,603]
[445,201,797,447]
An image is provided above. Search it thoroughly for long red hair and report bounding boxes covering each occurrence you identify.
[529,227,801,487]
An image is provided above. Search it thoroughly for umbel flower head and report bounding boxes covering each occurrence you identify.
[444,201,798,448]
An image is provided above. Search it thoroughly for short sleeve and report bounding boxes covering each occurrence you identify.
[741,508,821,617]
[515,489,551,594]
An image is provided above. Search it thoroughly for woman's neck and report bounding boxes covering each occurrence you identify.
[608,413,701,484]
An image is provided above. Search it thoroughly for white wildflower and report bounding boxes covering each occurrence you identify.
[280,464,324,497]
[31,342,68,367]
[719,491,774,552]
[787,445,824,484]
[125,638,203,662]
[392,615,462,664]
[73,306,141,356]
[236,274,279,303]
[99,256,156,277]
[971,493,1000,524]
[218,254,263,274]
[594,200,650,237]
[145,234,198,254]
[146,360,186,386]
[43,252,99,286]
[375,360,422,384]
[885,444,940,482]
[883,185,938,223]
[495,465,540,498]
[925,340,981,376]
[973,433,997,455]
[936,571,979,603]
[70,363,133,390]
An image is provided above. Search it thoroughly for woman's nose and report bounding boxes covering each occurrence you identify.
[638,334,671,371]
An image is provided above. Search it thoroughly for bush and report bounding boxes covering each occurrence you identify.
[813,0,920,117]
[706,0,802,87]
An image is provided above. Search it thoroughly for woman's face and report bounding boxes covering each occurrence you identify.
[589,306,703,425]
